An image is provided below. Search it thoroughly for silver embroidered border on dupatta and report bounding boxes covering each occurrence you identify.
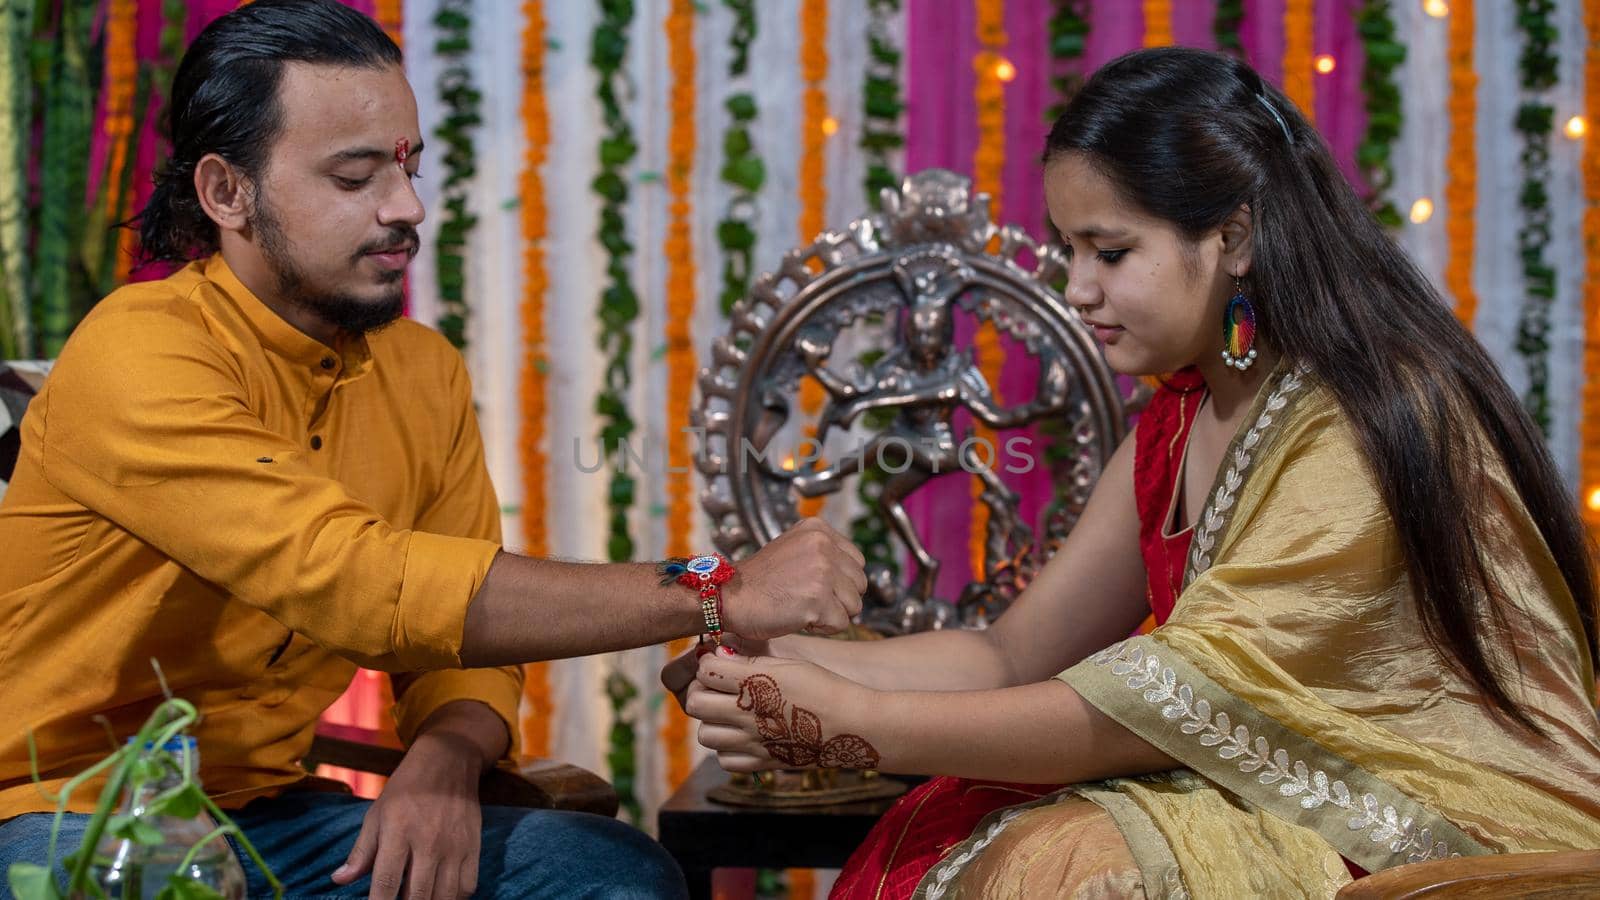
[914,364,1490,899]
[1066,364,1488,877]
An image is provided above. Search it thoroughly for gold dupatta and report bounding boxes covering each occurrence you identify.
[917,366,1600,899]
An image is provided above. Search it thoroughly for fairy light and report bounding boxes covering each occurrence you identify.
[1587,486,1600,511]
[821,115,839,136]
[1567,115,1588,140]
[1424,0,1449,18]
[1409,197,1435,224]
[1314,54,1336,74]
[994,58,1017,83]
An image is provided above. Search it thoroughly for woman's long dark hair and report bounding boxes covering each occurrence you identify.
[136,0,401,263]
[1047,47,1597,729]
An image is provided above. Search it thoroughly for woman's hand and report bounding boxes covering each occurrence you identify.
[683,649,881,773]
[659,638,773,714]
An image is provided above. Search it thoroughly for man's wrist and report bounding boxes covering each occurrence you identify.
[411,700,509,772]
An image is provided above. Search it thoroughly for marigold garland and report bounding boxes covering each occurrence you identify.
[1444,0,1478,327]
[103,0,138,285]
[1142,0,1171,47]
[517,0,553,761]
[375,0,404,49]
[1282,0,1314,124]
[797,0,829,518]
[661,0,699,793]
[970,0,1007,582]
[1579,0,1600,529]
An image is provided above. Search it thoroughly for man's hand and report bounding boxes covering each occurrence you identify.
[720,518,867,640]
[331,702,508,900]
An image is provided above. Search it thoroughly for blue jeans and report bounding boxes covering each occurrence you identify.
[0,790,687,898]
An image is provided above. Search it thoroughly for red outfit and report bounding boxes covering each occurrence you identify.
[830,381,1205,900]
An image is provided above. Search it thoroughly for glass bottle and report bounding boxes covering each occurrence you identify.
[83,736,247,899]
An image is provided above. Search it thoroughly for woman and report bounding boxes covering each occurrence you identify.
[665,47,1600,897]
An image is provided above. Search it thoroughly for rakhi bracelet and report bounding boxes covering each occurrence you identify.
[657,554,734,646]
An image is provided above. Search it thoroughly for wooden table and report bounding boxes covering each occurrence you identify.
[657,759,918,899]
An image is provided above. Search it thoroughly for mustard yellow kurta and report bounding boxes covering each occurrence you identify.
[919,367,1600,899]
[0,255,518,817]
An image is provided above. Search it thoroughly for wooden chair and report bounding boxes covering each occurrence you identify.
[0,362,618,820]
[304,721,617,817]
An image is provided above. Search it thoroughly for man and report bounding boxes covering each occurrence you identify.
[0,2,866,897]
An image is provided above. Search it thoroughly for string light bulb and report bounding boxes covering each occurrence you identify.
[1566,115,1588,140]
[994,58,1017,83]
[1409,197,1434,224]
[1314,55,1336,75]
[1587,486,1600,511]
[821,116,839,136]
[1424,0,1449,17]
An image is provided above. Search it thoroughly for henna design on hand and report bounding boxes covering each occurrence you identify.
[735,674,880,769]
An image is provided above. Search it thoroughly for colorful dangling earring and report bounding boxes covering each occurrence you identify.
[1221,278,1258,371]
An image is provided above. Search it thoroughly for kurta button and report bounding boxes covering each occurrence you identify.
[320,356,335,370]
[310,436,323,450]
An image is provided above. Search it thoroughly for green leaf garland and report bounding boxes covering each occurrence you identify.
[1513,0,1557,435]
[591,0,641,827]
[1213,0,1245,58]
[592,0,639,566]
[433,0,482,352]
[1048,0,1090,122]
[1356,1,1405,228]
[717,0,760,316]
[860,0,903,207]
[32,0,96,357]
[0,0,34,358]
[850,0,905,581]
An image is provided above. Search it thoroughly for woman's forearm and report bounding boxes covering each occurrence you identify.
[857,679,1177,783]
[769,627,1015,693]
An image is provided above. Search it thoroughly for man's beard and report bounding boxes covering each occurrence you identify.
[250,198,412,336]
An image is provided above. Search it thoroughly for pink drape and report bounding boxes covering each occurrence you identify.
[903,0,1366,598]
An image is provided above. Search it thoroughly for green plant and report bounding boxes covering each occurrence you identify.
[6,676,282,900]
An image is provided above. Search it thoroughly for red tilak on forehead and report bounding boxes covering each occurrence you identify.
[394,138,410,165]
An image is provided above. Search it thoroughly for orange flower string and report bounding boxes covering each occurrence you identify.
[1282,0,1315,124]
[970,0,1007,581]
[661,0,699,790]
[797,0,830,518]
[375,0,404,49]
[1142,0,1172,47]
[518,0,553,758]
[1444,0,1478,327]
[1580,0,1600,530]
[104,0,138,282]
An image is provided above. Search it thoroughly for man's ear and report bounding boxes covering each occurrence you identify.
[193,153,254,235]
[1219,203,1255,279]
